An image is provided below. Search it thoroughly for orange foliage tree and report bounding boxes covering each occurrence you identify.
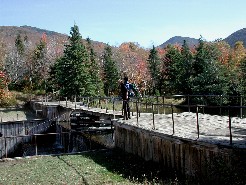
[0,70,9,104]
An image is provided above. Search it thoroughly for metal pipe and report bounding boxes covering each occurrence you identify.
[220,95,222,116]
[228,106,232,145]
[113,100,115,120]
[106,99,108,113]
[157,96,159,114]
[138,99,141,117]
[240,95,243,118]
[196,105,199,139]
[136,101,139,125]
[188,95,190,112]
[35,135,38,156]
[75,95,76,109]
[152,103,155,130]
[5,137,7,158]
[171,104,174,135]
[145,98,147,112]
[163,95,165,114]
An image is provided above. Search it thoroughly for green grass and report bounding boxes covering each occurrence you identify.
[0,149,181,185]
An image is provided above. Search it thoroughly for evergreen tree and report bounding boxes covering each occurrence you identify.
[191,38,229,104]
[239,57,246,96]
[102,44,119,96]
[163,45,182,94]
[31,36,48,90]
[15,34,24,56]
[178,40,193,94]
[86,38,104,96]
[147,45,161,95]
[51,25,92,98]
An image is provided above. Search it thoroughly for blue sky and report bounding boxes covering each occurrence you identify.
[1,0,246,48]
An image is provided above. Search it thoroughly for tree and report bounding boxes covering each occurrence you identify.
[31,33,48,90]
[102,44,119,96]
[239,56,246,96]
[178,40,193,94]
[190,39,229,104]
[147,45,161,95]
[162,44,182,94]
[232,41,245,66]
[5,33,28,90]
[50,25,92,98]
[0,70,8,105]
[86,38,104,96]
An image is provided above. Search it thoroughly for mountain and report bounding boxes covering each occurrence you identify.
[0,25,110,59]
[0,26,67,45]
[224,28,246,47]
[158,36,199,48]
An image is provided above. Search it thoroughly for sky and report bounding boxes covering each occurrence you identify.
[0,0,246,48]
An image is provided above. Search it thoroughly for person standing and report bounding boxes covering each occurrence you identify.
[120,77,131,120]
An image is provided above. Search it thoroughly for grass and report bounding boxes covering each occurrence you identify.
[0,149,182,185]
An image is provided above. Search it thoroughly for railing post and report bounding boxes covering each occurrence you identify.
[5,137,7,158]
[113,99,115,119]
[136,101,139,126]
[220,95,222,116]
[106,99,108,113]
[228,106,232,145]
[131,100,134,116]
[196,105,199,139]
[163,95,165,114]
[65,97,67,107]
[171,104,174,135]
[240,95,243,118]
[121,100,123,116]
[145,98,148,112]
[157,96,159,114]
[35,135,38,156]
[188,94,190,112]
[87,97,89,109]
[138,98,141,117]
[74,95,76,109]
[99,97,102,109]
[152,103,155,130]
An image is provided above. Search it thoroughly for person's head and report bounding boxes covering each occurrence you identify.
[118,79,123,85]
[124,76,128,82]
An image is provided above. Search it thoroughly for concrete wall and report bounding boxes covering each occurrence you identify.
[114,122,244,180]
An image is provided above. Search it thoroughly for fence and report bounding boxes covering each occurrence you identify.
[35,94,246,147]
[60,95,246,146]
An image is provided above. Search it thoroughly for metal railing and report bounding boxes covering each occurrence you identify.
[37,94,246,147]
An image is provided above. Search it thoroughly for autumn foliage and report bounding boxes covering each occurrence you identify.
[0,70,12,106]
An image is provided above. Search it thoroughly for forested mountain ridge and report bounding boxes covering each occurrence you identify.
[224,28,246,47]
[158,28,246,48]
[0,26,66,48]
[158,36,199,48]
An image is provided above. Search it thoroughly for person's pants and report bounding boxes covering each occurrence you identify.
[123,100,130,119]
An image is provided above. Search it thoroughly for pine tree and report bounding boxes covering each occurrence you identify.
[31,35,48,90]
[86,38,104,96]
[191,38,229,104]
[102,44,119,96]
[163,44,183,94]
[178,40,193,94]
[51,25,92,98]
[147,45,161,95]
